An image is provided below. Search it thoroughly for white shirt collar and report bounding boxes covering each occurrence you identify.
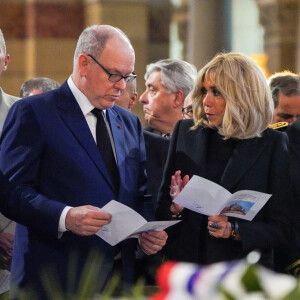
[67,76,106,116]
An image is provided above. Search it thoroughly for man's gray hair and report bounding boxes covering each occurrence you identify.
[268,71,300,108]
[0,29,6,55]
[73,25,131,69]
[20,77,60,98]
[144,59,197,98]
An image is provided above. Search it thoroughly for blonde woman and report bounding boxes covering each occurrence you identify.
[156,52,292,268]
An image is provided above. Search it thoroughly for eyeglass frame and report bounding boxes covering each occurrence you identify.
[181,105,193,119]
[87,54,136,84]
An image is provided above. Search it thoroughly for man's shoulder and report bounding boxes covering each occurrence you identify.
[268,121,289,132]
[111,105,139,121]
[143,130,170,144]
[287,118,300,142]
[290,118,300,132]
[0,88,20,108]
[143,126,154,133]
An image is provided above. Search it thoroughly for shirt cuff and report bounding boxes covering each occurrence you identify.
[58,206,72,238]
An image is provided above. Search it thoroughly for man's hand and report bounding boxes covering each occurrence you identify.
[139,230,168,255]
[66,205,111,236]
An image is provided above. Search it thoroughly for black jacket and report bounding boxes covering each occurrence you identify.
[156,119,292,268]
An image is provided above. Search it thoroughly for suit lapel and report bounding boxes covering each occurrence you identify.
[220,132,269,191]
[55,82,115,190]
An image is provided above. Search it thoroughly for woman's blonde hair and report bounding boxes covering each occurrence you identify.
[192,52,273,139]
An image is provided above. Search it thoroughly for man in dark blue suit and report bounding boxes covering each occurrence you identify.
[0,25,167,299]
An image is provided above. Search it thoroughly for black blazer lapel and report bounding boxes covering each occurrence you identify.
[220,133,269,191]
[186,125,209,177]
[55,82,115,190]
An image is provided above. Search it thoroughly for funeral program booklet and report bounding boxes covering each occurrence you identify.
[173,175,271,221]
[96,200,181,246]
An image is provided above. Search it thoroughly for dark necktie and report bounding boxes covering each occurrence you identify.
[91,108,119,192]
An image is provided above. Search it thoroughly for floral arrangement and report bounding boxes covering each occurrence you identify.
[150,251,300,300]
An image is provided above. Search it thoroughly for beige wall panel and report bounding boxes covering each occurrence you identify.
[34,39,76,76]
[98,3,148,122]
[101,4,148,38]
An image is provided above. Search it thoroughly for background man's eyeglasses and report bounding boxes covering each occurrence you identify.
[87,54,136,84]
[181,106,193,119]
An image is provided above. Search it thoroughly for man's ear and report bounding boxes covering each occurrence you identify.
[128,92,138,110]
[173,90,185,108]
[3,54,10,71]
[78,54,90,76]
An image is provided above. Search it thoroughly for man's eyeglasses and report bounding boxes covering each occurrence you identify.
[181,105,193,119]
[87,54,136,84]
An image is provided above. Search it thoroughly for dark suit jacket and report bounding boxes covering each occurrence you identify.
[156,119,292,267]
[0,82,152,298]
[288,118,300,233]
[143,130,170,208]
[275,118,300,274]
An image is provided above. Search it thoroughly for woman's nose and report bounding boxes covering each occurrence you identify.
[203,94,212,107]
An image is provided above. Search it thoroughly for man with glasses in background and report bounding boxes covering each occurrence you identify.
[115,78,138,112]
[139,59,197,138]
[0,25,167,299]
[135,59,196,285]
[181,91,193,119]
[139,59,196,206]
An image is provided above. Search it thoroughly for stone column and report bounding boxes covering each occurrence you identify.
[183,0,231,70]
[256,0,300,73]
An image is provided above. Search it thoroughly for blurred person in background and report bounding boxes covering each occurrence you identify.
[0,28,19,299]
[139,59,197,205]
[139,58,197,138]
[136,59,197,285]
[0,29,19,135]
[269,71,300,124]
[115,79,138,111]
[19,77,60,98]
[274,116,300,276]
[181,91,193,119]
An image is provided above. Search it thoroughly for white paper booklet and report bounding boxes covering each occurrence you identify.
[173,175,271,221]
[96,200,181,246]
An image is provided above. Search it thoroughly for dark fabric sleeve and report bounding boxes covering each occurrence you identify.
[238,132,293,252]
[0,101,65,236]
[155,120,182,221]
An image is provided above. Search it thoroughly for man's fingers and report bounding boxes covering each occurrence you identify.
[140,231,167,246]
[139,235,162,254]
[139,230,168,255]
[66,205,112,235]
[80,216,111,228]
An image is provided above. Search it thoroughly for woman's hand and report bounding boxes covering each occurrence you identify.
[169,170,189,215]
[207,215,232,239]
